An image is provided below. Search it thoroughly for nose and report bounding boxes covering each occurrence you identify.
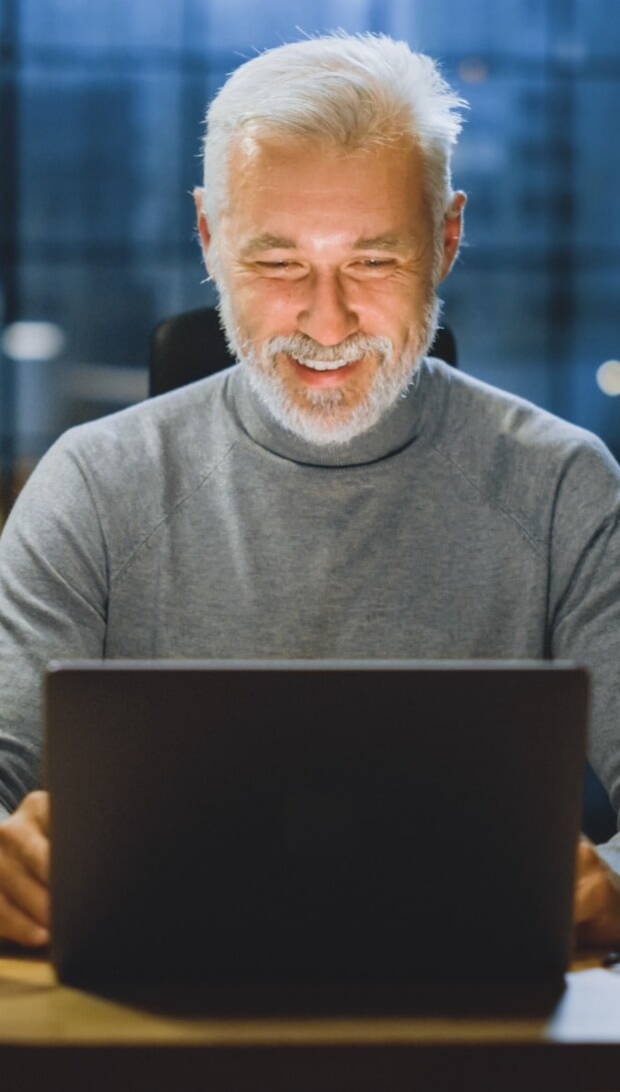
[296,271,359,346]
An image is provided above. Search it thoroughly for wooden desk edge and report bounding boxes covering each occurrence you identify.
[0,948,618,1049]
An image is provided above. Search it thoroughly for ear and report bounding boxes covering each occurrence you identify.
[437,190,467,283]
[193,187,215,276]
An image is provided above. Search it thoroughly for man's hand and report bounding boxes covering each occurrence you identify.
[574,833,620,947]
[0,791,50,946]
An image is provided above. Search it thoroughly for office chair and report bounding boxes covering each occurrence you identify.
[148,305,618,845]
[149,306,458,397]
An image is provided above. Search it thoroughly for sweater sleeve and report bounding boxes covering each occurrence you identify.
[548,437,620,862]
[0,435,108,814]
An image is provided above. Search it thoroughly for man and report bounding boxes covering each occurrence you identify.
[0,32,619,948]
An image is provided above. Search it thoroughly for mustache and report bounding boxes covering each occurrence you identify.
[263,332,394,364]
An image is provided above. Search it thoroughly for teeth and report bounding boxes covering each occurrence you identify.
[294,357,351,371]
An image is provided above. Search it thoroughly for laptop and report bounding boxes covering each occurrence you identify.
[45,660,587,991]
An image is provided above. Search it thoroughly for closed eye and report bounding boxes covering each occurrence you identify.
[356,258,396,267]
[252,260,307,279]
[348,258,400,277]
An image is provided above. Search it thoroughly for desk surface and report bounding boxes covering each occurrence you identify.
[2,949,620,1091]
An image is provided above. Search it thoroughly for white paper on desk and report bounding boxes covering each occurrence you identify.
[547,969,620,1041]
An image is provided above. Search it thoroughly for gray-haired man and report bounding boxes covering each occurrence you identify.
[1,33,619,947]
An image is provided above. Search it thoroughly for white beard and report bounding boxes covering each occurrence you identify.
[216,283,441,446]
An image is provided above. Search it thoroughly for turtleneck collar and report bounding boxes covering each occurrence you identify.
[227,359,432,468]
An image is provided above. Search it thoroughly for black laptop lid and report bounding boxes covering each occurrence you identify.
[45,660,587,987]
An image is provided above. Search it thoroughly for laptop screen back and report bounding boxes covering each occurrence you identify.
[45,660,587,988]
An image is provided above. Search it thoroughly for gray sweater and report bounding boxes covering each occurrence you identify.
[1,358,620,863]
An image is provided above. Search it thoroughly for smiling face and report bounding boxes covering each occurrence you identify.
[196,135,464,444]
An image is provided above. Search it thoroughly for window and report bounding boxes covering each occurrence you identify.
[1,0,619,518]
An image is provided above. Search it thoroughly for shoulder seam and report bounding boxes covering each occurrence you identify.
[110,439,239,586]
[65,445,111,591]
[427,438,546,557]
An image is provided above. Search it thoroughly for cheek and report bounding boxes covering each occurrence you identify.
[233,280,301,335]
[362,288,434,357]
[359,283,423,333]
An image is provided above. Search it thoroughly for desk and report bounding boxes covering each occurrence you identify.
[2,950,620,1091]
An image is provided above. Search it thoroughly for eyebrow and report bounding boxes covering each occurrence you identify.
[241,233,296,256]
[352,233,405,250]
[240,231,408,256]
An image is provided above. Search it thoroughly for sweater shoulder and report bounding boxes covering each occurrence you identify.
[60,366,235,477]
[53,367,238,564]
[423,358,620,538]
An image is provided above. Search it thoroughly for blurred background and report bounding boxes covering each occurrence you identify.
[1,0,619,523]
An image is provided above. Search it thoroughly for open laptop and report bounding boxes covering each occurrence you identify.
[45,660,587,991]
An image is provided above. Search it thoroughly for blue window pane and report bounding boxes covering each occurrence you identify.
[1,0,620,477]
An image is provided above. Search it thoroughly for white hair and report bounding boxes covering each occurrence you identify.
[202,32,467,234]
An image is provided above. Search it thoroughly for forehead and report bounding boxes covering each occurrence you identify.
[222,134,432,242]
